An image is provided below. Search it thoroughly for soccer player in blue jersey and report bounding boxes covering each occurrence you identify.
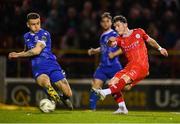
[88,12,126,110]
[8,13,73,110]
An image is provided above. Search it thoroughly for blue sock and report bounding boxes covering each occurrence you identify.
[89,89,99,110]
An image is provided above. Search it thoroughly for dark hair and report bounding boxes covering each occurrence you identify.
[113,15,127,23]
[27,13,40,21]
[101,12,112,20]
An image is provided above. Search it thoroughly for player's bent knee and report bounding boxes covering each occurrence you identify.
[121,75,132,84]
[108,77,119,86]
[91,79,103,89]
[91,82,101,89]
[123,84,132,91]
[41,78,49,83]
[36,75,51,86]
[37,79,51,87]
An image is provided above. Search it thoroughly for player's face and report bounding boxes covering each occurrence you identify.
[27,18,41,33]
[100,17,112,30]
[114,21,127,35]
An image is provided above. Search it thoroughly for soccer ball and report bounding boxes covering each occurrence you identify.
[39,99,56,113]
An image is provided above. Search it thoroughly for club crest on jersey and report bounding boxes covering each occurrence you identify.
[135,34,140,39]
[35,36,39,41]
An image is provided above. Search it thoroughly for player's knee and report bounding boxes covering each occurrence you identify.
[123,84,132,91]
[121,75,132,84]
[37,78,50,87]
[108,77,119,86]
[92,83,100,89]
[91,80,102,89]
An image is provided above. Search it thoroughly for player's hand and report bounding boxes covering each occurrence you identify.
[160,48,168,57]
[108,37,117,47]
[108,52,115,59]
[8,52,19,59]
[88,48,95,56]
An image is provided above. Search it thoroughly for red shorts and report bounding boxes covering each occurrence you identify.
[114,65,149,87]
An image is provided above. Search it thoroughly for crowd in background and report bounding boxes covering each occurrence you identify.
[0,0,180,50]
[0,0,180,78]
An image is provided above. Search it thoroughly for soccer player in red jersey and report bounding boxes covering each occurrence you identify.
[93,15,168,114]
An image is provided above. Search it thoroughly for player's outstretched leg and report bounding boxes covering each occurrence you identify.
[36,74,61,103]
[93,76,132,100]
[55,79,73,110]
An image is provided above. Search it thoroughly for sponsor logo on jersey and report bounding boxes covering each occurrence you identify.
[123,40,139,51]
[42,36,47,42]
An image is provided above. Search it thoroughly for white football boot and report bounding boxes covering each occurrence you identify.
[113,106,128,114]
[92,88,106,101]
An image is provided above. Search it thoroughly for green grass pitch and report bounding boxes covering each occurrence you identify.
[0,108,180,123]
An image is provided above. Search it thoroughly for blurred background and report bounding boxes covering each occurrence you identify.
[0,0,179,110]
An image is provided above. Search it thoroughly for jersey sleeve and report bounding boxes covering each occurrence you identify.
[111,31,119,37]
[139,28,150,41]
[37,31,49,46]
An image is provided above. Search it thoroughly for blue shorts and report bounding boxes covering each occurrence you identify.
[94,64,123,82]
[32,59,65,83]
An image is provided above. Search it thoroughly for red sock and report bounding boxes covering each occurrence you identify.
[109,78,126,94]
[112,91,124,103]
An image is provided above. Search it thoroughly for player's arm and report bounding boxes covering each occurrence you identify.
[88,47,100,56]
[108,48,123,59]
[12,45,27,55]
[9,42,45,59]
[147,37,168,57]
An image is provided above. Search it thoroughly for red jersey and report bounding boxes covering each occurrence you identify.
[116,28,149,70]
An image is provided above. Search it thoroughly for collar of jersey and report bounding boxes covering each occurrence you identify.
[122,29,133,38]
[29,28,42,35]
[101,29,113,36]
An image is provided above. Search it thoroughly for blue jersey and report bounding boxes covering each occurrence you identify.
[24,28,56,67]
[99,29,121,66]
[23,28,65,82]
